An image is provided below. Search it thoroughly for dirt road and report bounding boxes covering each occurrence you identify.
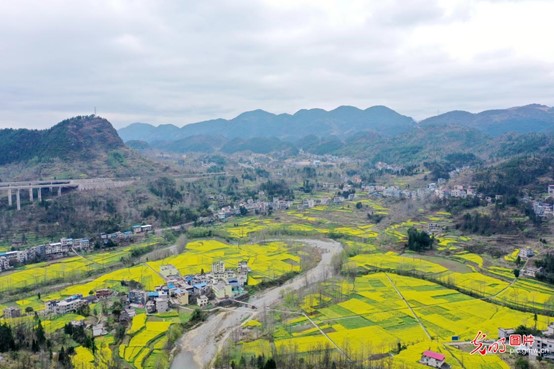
[170,238,343,369]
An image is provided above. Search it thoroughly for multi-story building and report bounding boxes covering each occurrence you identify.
[3,306,21,319]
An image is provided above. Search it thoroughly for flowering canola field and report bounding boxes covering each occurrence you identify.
[271,273,547,368]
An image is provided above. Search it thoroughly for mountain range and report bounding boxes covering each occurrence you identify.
[119,104,554,144]
[119,105,416,142]
[1,104,553,178]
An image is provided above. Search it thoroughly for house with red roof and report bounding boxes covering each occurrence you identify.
[419,350,446,368]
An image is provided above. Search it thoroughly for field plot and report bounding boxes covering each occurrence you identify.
[70,339,115,369]
[43,313,84,333]
[119,320,172,367]
[0,238,161,294]
[269,273,547,366]
[504,249,520,262]
[224,218,276,238]
[439,272,509,296]
[494,278,554,310]
[453,252,483,267]
[348,250,554,313]
[350,253,448,274]
[129,313,147,334]
[71,346,95,369]
[149,240,301,284]
[220,206,382,241]
[358,199,390,215]
[384,220,426,243]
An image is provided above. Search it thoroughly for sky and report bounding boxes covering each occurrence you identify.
[1,0,554,129]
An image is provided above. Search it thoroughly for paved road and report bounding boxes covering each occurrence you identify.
[171,238,343,369]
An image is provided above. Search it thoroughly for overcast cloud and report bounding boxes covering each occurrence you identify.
[1,0,554,129]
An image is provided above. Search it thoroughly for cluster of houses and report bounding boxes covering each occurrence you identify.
[217,198,294,220]
[216,191,361,220]
[2,260,250,319]
[533,201,554,218]
[0,224,155,274]
[375,161,404,173]
[366,182,490,203]
[529,185,554,218]
[0,237,90,272]
[128,260,251,313]
[45,294,90,315]
[43,289,113,316]
[100,224,153,244]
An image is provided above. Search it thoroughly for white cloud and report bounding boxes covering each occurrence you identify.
[0,0,553,128]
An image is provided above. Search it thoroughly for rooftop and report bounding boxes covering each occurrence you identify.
[422,350,445,361]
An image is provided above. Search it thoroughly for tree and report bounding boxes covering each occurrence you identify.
[36,319,46,346]
[264,358,277,369]
[0,323,15,352]
[31,339,39,352]
[115,324,126,341]
[190,308,206,324]
[515,357,530,369]
[355,202,363,209]
[516,255,522,266]
[407,227,434,252]
[514,268,520,278]
[239,206,248,216]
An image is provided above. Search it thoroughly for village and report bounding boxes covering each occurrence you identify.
[0,224,153,273]
[3,258,251,340]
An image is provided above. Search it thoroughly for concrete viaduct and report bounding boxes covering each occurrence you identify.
[1,178,135,210]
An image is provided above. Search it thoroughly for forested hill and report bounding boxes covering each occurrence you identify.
[0,115,124,165]
[0,115,163,181]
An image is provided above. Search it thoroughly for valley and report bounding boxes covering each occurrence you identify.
[0,112,553,369]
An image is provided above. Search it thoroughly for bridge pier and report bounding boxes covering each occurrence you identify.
[8,188,12,206]
[29,188,34,201]
[16,189,21,210]
[38,188,42,202]
[57,187,62,196]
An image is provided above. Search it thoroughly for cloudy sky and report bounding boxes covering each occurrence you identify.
[1,0,554,129]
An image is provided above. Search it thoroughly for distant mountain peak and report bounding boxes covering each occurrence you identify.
[234,109,275,119]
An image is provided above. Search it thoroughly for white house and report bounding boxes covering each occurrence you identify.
[419,351,446,368]
[197,295,209,307]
